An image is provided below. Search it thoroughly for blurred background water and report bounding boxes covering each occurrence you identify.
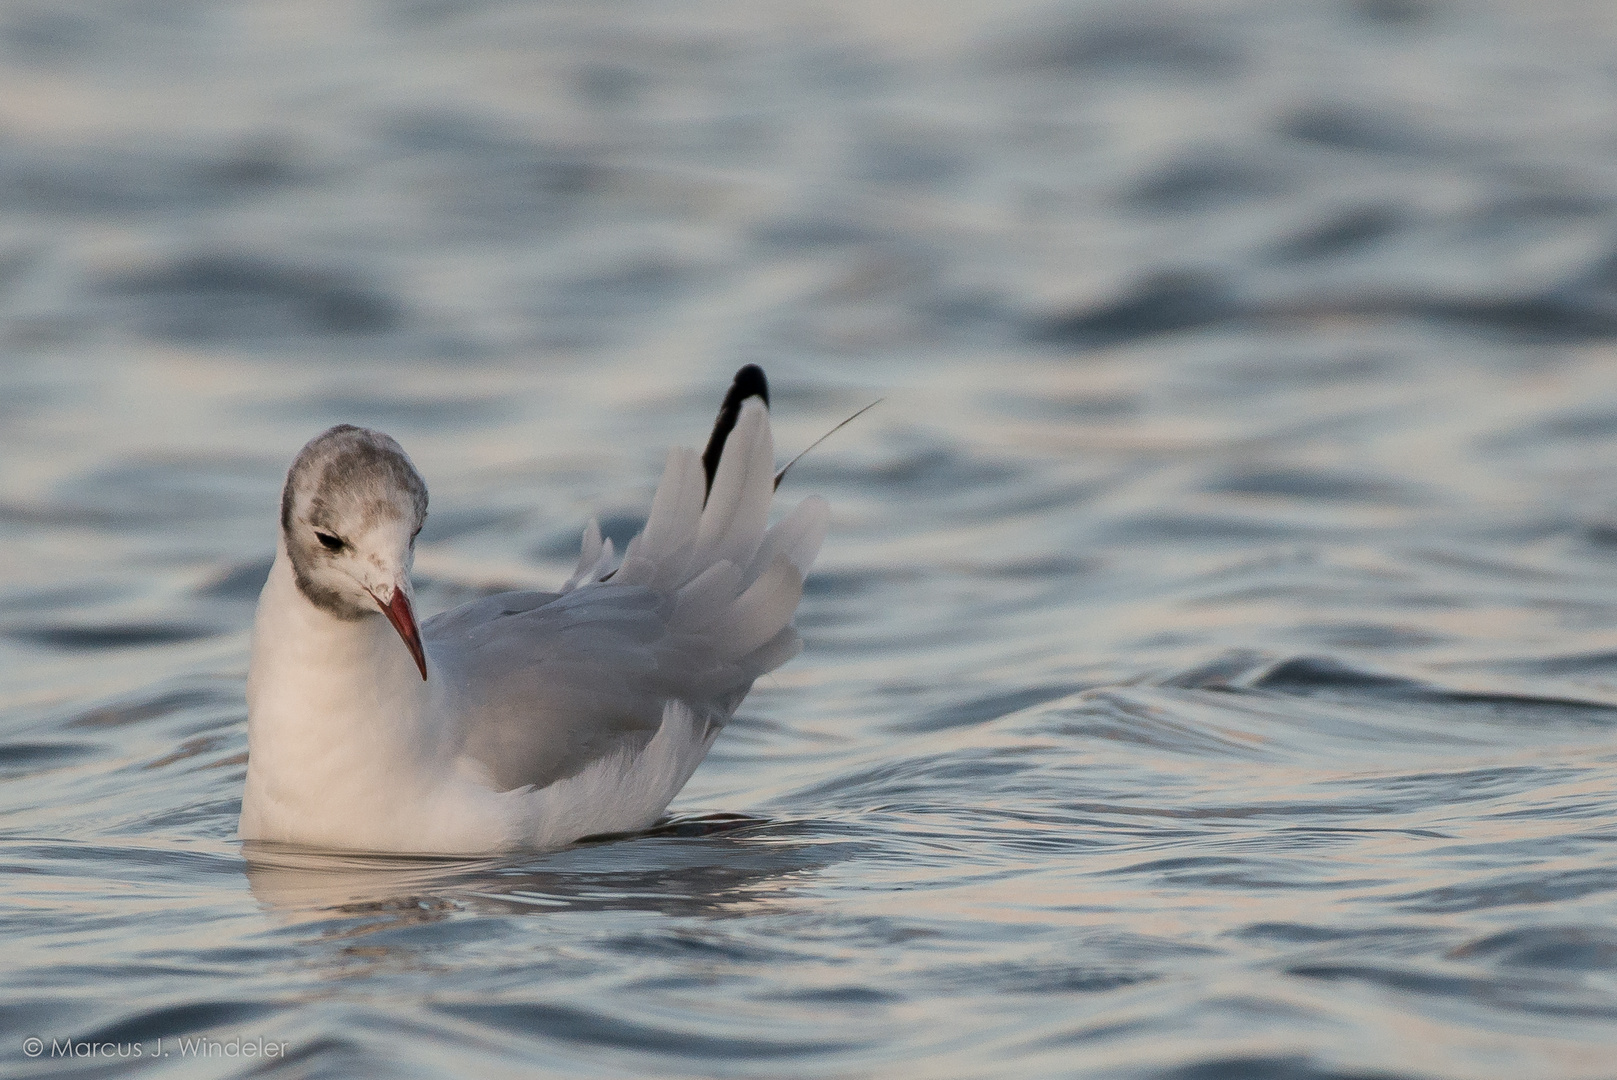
[5,0,1617,1076]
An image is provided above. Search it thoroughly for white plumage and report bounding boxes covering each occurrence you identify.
[240,377,826,854]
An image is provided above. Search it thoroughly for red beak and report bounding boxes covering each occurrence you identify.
[372,587,427,680]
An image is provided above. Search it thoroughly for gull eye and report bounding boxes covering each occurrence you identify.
[315,531,346,552]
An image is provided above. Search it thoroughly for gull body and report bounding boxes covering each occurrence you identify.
[240,368,826,853]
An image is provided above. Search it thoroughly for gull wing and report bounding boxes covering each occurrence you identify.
[425,585,681,791]
[427,393,827,793]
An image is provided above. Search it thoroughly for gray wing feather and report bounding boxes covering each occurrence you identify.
[424,400,827,794]
[425,589,677,791]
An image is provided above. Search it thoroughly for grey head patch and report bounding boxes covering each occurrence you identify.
[280,424,428,619]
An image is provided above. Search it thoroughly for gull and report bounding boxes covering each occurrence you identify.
[240,366,827,854]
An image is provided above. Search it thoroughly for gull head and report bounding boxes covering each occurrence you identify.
[280,424,429,679]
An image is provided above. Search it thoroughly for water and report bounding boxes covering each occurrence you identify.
[5,0,1617,1076]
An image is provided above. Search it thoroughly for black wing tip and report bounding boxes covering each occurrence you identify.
[729,364,770,409]
[702,366,770,500]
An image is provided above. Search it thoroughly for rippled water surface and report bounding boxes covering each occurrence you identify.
[7,1,1617,1076]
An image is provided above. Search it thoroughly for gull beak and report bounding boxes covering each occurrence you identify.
[370,584,427,680]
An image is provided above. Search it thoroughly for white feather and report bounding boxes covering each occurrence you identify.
[718,554,804,656]
[692,401,773,574]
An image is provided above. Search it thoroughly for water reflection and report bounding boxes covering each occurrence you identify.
[242,817,836,929]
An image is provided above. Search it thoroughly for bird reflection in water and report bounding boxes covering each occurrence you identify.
[240,814,816,940]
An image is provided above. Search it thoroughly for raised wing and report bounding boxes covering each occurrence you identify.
[428,386,827,794]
